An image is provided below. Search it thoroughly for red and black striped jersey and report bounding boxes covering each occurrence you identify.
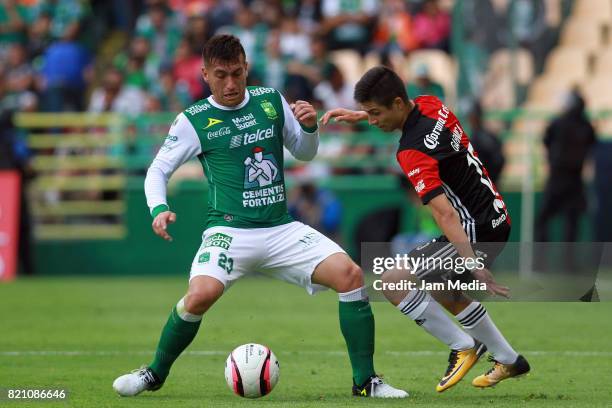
[396,96,510,242]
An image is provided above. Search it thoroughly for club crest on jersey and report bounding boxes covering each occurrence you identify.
[198,252,210,263]
[260,100,278,119]
[203,117,223,129]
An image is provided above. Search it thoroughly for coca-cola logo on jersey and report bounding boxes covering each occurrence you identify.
[207,126,231,140]
[423,105,449,149]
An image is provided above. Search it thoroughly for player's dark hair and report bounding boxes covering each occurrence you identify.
[354,66,409,107]
[202,34,246,66]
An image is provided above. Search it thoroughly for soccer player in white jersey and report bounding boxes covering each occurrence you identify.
[112,35,407,399]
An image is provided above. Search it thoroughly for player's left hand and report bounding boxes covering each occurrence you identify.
[471,267,510,298]
[290,100,317,129]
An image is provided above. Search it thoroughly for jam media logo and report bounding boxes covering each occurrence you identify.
[260,100,278,120]
[203,118,223,130]
[243,147,280,188]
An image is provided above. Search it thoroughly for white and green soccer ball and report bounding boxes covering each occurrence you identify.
[224,343,280,398]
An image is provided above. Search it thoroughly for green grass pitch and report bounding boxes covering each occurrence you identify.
[1,276,611,407]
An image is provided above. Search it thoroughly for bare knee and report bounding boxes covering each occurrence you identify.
[380,268,414,305]
[432,290,472,314]
[184,277,224,315]
[380,270,396,303]
[336,263,364,293]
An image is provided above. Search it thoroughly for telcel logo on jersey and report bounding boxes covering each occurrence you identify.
[230,126,274,148]
[424,104,449,149]
[207,126,231,140]
[232,113,258,130]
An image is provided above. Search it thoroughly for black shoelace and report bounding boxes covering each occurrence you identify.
[444,350,459,376]
[138,368,158,385]
[485,356,500,375]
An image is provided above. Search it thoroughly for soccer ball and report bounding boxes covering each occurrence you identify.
[224,343,280,398]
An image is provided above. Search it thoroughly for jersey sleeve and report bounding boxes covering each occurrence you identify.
[144,112,202,213]
[397,148,444,204]
[280,93,319,161]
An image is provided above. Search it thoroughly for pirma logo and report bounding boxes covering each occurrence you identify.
[203,118,223,130]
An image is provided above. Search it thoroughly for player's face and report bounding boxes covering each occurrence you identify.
[202,55,248,107]
[360,98,405,132]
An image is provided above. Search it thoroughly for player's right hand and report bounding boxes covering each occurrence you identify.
[471,267,510,298]
[320,108,367,125]
[152,211,176,242]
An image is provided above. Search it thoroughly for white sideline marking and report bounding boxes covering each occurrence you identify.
[1,350,612,357]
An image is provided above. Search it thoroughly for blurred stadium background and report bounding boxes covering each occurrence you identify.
[1,0,611,279]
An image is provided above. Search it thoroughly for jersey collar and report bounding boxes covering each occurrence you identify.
[207,90,250,111]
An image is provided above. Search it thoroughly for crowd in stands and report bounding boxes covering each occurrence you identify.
[0,0,454,117]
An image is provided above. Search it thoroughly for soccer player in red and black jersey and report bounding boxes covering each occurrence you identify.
[322,66,530,392]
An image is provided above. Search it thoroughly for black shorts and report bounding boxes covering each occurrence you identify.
[407,222,510,281]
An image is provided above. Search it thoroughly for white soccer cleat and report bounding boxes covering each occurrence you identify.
[112,366,163,397]
[352,375,409,398]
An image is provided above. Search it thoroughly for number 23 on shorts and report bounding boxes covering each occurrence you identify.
[218,253,234,274]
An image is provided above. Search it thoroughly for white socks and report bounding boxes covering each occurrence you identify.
[338,286,369,302]
[456,301,518,364]
[176,297,203,322]
[397,290,474,351]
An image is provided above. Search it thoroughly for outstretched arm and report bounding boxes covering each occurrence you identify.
[320,108,368,125]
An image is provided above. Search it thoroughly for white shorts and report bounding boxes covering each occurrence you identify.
[189,221,345,294]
